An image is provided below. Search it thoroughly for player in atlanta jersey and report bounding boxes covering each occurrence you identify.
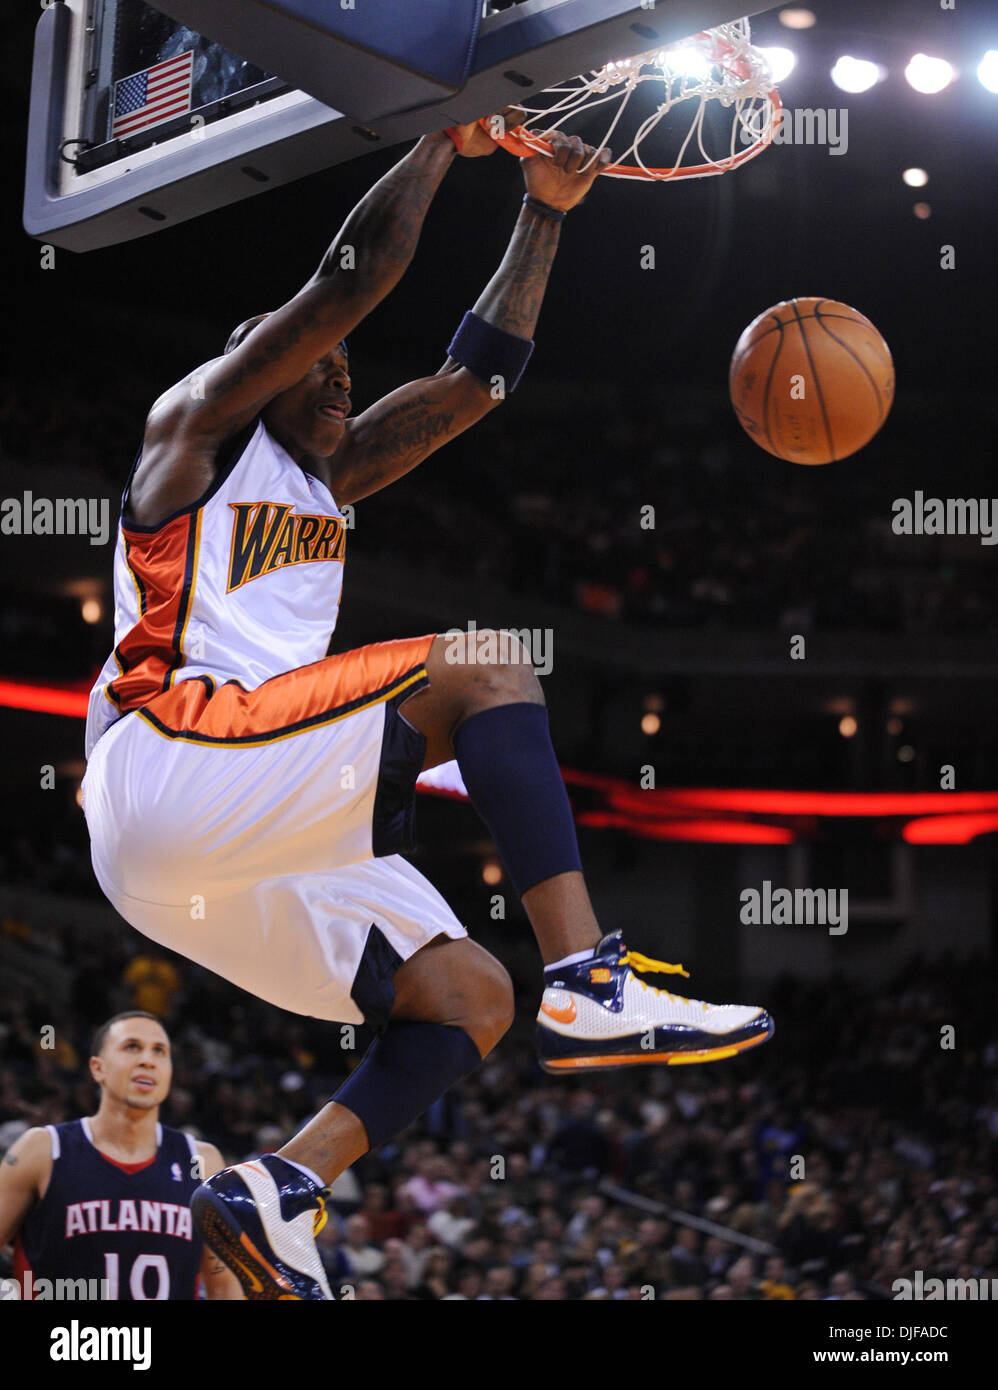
[81,114,772,1298]
[0,1012,241,1300]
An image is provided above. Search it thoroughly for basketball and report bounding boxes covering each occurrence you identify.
[728,297,894,465]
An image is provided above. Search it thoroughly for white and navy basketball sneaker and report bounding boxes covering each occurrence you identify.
[192,1153,332,1300]
[536,931,773,1072]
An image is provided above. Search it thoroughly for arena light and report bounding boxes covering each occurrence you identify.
[12,677,998,844]
[666,44,712,80]
[831,56,880,94]
[576,811,796,845]
[904,54,955,94]
[407,767,998,824]
[903,813,998,845]
[607,788,998,815]
[778,8,816,30]
[902,167,928,187]
[758,47,797,84]
[912,202,932,220]
[0,679,90,718]
[838,716,858,738]
[978,51,998,94]
[81,598,103,624]
[641,712,662,735]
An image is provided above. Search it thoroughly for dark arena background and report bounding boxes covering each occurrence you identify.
[3,0,998,1355]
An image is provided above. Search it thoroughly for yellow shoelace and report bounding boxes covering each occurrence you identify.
[619,950,706,1009]
[313,1192,328,1238]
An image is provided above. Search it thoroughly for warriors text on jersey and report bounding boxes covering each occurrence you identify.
[15,1119,203,1300]
[85,418,346,759]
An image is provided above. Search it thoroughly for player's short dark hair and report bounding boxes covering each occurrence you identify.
[91,1011,168,1059]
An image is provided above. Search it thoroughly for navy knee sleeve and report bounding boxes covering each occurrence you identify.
[453,702,582,898]
[332,1021,481,1151]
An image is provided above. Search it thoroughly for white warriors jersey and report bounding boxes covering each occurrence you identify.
[85,418,347,759]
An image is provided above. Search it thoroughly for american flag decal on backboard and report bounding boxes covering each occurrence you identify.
[111,50,194,140]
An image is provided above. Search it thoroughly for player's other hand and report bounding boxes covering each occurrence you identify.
[446,106,525,157]
[522,131,611,211]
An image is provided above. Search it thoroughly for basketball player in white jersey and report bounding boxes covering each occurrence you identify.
[81,115,773,1298]
[0,1012,241,1299]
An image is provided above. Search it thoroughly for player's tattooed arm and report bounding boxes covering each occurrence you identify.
[133,133,463,525]
[304,110,512,294]
[0,1128,51,1250]
[329,383,467,504]
[200,1249,245,1300]
[467,206,563,342]
[191,116,513,436]
[471,131,610,340]
[194,1141,245,1297]
[326,135,609,503]
[305,132,458,296]
[146,132,459,457]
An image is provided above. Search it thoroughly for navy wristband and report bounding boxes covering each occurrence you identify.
[522,194,566,222]
[447,311,534,394]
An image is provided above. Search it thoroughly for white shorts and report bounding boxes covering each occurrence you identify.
[82,636,466,1026]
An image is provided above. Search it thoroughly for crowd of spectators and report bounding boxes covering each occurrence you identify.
[356,397,998,635]
[1,833,98,901]
[3,362,996,640]
[3,896,996,1301]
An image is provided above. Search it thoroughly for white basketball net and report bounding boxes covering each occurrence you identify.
[497,19,782,181]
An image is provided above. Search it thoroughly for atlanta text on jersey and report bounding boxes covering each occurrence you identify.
[64,1197,194,1239]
